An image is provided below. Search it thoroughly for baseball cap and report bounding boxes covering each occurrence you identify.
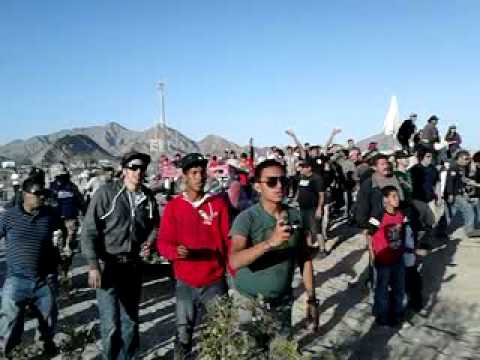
[181,153,208,171]
[121,151,151,168]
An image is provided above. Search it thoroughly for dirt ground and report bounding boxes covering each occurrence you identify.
[1,221,479,359]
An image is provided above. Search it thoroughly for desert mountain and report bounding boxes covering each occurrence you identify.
[0,122,199,164]
[36,134,117,164]
[197,135,243,155]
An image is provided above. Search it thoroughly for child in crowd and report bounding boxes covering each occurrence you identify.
[369,186,406,326]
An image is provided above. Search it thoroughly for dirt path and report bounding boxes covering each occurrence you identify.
[1,222,479,359]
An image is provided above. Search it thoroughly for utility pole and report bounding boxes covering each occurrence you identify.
[157,81,168,153]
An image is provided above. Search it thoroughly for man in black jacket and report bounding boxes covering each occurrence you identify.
[445,151,480,237]
[397,113,417,153]
[82,151,159,360]
[355,154,404,230]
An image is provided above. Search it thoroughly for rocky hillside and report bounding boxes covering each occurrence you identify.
[0,122,200,164]
[35,134,117,164]
[197,135,243,155]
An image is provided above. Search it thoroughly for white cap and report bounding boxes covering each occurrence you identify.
[10,173,20,181]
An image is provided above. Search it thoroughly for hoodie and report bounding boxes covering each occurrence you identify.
[157,193,230,288]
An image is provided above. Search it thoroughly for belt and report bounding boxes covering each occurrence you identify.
[104,254,140,264]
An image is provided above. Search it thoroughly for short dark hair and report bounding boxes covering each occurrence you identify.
[373,154,389,166]
[473,151,480,163]
[455,150,470,160]
[382,185,398,198]
[417,147,434,161]
[22,176,44,192]
[254,159,284,182]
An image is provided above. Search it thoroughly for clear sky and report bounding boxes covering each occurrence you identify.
[1,0,479,148]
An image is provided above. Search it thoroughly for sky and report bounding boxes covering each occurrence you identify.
[1,0,479,148]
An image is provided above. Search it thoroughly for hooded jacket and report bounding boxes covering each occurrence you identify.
[157,193,230,288]
[81,180,159,267]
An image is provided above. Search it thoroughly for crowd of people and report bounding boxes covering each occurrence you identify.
[1,114,479,359]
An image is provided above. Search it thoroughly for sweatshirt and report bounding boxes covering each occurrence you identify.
[157,193,230,288]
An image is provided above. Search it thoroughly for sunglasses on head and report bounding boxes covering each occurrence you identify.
[126,164,146,172]
[259,176,288,188]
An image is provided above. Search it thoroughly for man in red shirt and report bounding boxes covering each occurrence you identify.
[369,186,406,327]
[157,153,230,359]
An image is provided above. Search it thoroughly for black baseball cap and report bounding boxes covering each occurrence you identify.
[181,153,208,171]
[121,151,151,168]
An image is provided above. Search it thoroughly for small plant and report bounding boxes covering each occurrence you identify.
[198,295,311,360]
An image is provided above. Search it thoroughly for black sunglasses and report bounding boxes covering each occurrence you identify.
[25,189,46,196]
[126,165,146,172]
[259,176,288,188]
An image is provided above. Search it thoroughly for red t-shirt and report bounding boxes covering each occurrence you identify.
[372,210,405,265]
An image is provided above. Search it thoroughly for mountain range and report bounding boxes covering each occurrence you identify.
[0,121,391,165]
[0,122,239,165]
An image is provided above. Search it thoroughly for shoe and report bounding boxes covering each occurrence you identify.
[43,340,58,357]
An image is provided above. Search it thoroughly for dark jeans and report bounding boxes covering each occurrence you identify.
[373,260,405,324]
[449,196,475,235]
[0,276,58,355]
[405,266,423,311]
[96,261,142,360]
[175,278,227,357]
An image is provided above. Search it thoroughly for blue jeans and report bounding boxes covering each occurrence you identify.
[96,261,142,360]
[175,279,227,354]
[373,260,405,323]
[450,196,475,234]
[0,276,58,355]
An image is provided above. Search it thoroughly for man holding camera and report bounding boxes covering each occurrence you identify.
[229,159,318,350]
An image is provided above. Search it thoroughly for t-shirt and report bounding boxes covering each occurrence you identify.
[229,203,304,300]
[372,210,405,265]
[297,174,326,209]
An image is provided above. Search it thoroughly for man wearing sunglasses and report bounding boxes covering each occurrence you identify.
[82,151,159,360]
[157,153,230,360]
[229,159,318,350]
[0,177,63,358]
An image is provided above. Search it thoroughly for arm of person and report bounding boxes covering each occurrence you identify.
[315,192,325,218]
[323,128,342,152]
[143,197,160,257]
[229,234,273,271]
[285,129,307,159]
[354,180,372,228]
[229,212,291,271]
[156,201,181,261]
[81,188,108,271]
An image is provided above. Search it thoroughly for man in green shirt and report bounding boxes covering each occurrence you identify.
[229,159,318,343]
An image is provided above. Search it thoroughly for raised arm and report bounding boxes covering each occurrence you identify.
[323,128,342,153]
[285,129,307,159]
